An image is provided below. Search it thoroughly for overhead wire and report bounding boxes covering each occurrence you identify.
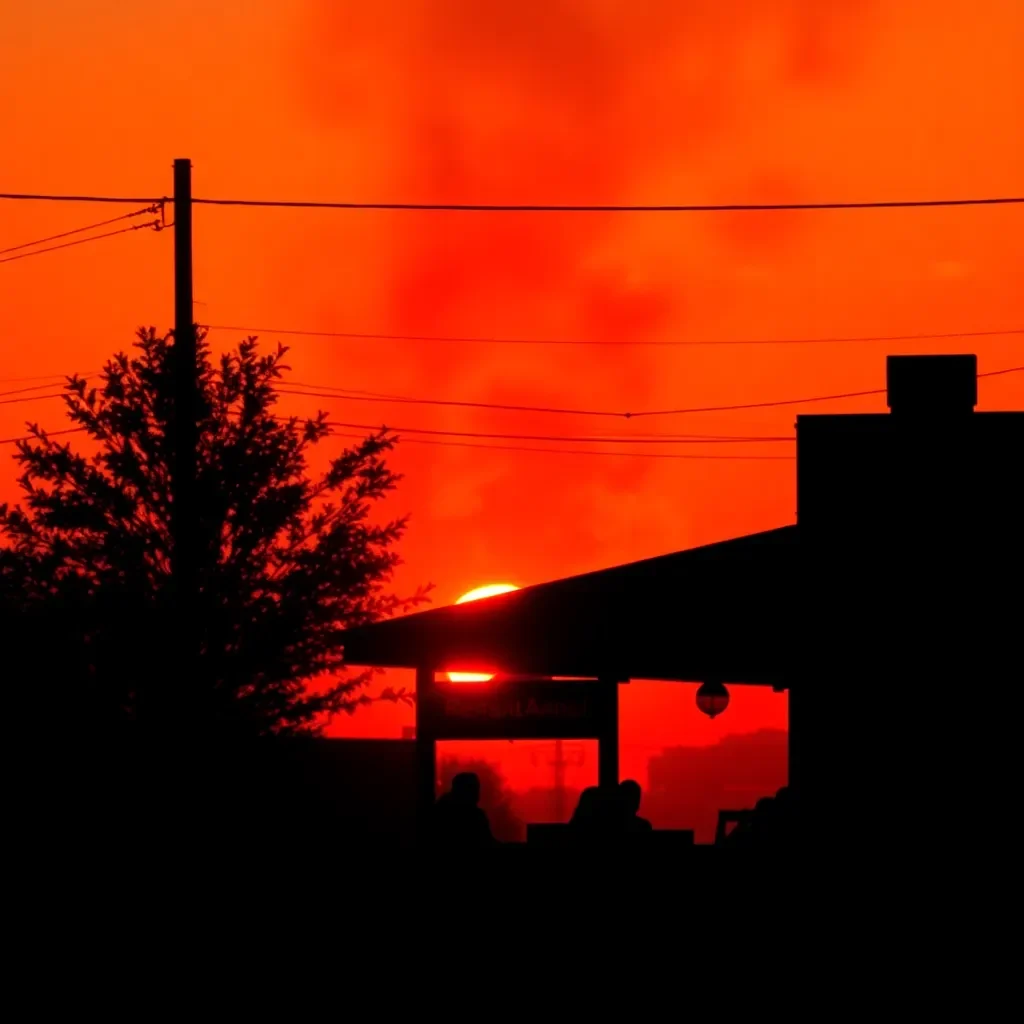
[279,385,793,433]
[0,374,98,401]
[632,366,1024,415]
[635,389,885,417]
[318,420,789,445]
[0,219,161,266]
[1,187,1015,450]
[0,423,790,460]
[607,364,1024,417]
[324,431,795,460]
[193,196,1024,212]
[0,426,86,445]
[0,382,76,399]
[279,364,1024,420]
[279,385,639,419]
[7,364,1019,456]
[5,366,1019,419]
[204,324,1024,348]
[977,364,1024,379]
[0,205,159,257]
[0,389,789,443]
[1,193,164,205]
[3,192,1023,211]
[0,372,78,384]
[0,392,66,407]
[283,386,782,438]
[0,401,790,446]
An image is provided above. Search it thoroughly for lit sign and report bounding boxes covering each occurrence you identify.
[421,679,610,741]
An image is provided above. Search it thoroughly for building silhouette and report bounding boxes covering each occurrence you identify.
[342,354,1021,847]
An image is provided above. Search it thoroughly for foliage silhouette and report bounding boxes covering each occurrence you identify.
[0,328,429,736]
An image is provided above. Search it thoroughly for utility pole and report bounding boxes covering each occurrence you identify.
[533,739,585,821]
[553,739,567,821]
[171,158,197,713]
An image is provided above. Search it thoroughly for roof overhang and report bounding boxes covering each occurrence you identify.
[341,526,798,686]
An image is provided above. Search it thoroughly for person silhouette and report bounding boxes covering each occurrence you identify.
[569,786,604,835]
[431,772,496,848]
[618,779,653,833]
[571,785,648,842]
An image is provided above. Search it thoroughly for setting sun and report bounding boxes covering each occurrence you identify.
[447,583,520,682]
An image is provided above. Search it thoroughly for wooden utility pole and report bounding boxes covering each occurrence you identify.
[533,739,586,820]
[171,158,197,702]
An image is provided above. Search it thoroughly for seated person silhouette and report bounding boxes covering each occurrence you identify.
[569,786,606,837]
[618,779,653,834]
[431,772,496,848]
[570,784,651,841]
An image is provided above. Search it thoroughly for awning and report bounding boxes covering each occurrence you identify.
[341,525,798,686]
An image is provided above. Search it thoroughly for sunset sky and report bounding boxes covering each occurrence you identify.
[2,1,1021,791]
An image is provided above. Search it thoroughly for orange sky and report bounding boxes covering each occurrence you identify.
[2,1,1021,781]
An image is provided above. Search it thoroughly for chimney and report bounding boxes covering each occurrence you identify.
[886,354,977,416]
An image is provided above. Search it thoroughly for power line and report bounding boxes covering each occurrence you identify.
[196,196,1024,212]
[0,373,76,384]
[636,388,884,416]
[0,392,65,407]
[631,364,1024,417]
[0,426,85,445]
[320,419,790,444]
[0,375,781,421]
[1,193,164,205]
[0,382,793,420]
[288,386,777,438]
[279,384,795,430]
[326,431,795,461]
[280,385,633,419]
[0,421,787,461]
[4,191,1023,212]
[0,206,159,257]
[11,365,1018,455]
[205,323,1024,349]
[0,374,98,400]
[0,220,161,265]
[0,382,72,399]
[280,365,1024,420]
[979,364,1024,380]
[0,375,782,438]
[8,365,1018,418]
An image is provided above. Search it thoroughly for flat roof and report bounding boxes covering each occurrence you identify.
[340,525,797,685]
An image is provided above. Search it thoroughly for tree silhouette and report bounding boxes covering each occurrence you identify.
[0,328,429,737]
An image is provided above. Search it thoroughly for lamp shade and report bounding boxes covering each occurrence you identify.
[696,680,730,719]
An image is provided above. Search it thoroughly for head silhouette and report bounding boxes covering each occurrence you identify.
[451,772,480,807]
[571,786,601,824]
[619,779,642,816]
